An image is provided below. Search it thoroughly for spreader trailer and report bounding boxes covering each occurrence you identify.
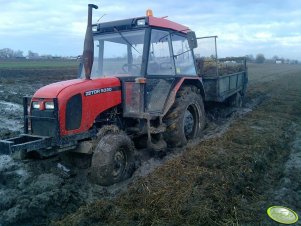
[0,5,247,185]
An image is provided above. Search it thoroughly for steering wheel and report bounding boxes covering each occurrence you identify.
[122,64,140,73]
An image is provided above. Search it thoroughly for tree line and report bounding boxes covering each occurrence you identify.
[0,48,24,58]
[246,53,299,64]
[0,48,53,59]
[1,47,299,64]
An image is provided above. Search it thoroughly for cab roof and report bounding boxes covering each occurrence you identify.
[93,16,190,34]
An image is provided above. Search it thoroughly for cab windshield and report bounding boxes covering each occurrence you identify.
[83,29,145,78]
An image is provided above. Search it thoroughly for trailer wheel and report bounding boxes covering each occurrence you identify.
[90,132,136,186]
[163,86,205,147]
[228,92,243,108]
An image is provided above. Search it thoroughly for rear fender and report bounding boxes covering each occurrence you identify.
[162,77,205,116]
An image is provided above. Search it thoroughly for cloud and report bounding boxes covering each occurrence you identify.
[254,32,273,40]
[0,0,300,60]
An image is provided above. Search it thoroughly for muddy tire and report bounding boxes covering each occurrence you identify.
[163,86,205,147]
[228,92,243,108]
[90,132,136,186]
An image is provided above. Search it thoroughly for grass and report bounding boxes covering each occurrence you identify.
[53,64,301,226]
[0,59,78,69]
[0,59,78,78]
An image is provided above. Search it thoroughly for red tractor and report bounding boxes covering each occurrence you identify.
[0,5,247,185]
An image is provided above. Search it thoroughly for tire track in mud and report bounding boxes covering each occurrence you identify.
[1,64,300,226]
[264,123,301,226]
[0,94,265,226]
[134,94,267,180]
[0,79,266,226]
[55,67,301,226]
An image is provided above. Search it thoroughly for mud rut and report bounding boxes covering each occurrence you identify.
[0,64,300,226]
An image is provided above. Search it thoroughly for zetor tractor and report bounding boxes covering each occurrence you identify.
[0,5,247,185]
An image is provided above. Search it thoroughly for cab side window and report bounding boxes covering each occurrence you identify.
[171,34,196,75]
[147,30,175,75]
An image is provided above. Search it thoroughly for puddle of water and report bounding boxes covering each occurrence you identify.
[15,169,28,177]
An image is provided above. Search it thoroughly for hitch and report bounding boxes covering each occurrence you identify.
[0,134,52,156]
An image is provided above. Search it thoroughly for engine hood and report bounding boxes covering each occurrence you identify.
[33,77,121,99]
[34,79,84,98]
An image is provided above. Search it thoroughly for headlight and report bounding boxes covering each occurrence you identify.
[45,102,54,110]
[32,101,40,109]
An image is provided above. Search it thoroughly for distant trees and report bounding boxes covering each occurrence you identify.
[292,60,299,64]
[255,53,265,64]
[246,53,299,64]
[0,48,24,59]
[0,48,49,59]
[245,54,255,62]
[28,50,39,59]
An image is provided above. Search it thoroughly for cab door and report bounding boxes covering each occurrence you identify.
[144,29,176,114]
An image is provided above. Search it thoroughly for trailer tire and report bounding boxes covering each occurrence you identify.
[163,86,205,147]
[90,132,136,186]
[228,92,243,108]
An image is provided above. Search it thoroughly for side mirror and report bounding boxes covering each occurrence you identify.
[187,31,198,49]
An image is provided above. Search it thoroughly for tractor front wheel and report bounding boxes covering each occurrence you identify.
[90,132,136,186]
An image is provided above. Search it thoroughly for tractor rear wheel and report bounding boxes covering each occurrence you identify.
[90,132,136,186]
[163,86,205,147]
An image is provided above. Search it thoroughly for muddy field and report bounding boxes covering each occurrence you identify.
[0,62,301,225]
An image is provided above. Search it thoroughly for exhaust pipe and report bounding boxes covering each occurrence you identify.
[82,4,98,79]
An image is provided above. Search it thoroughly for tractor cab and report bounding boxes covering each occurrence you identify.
[82,10,199,118]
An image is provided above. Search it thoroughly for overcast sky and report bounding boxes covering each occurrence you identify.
[1,0,300,60]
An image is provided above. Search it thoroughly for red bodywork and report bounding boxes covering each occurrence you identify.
[33,77,121,136]
[148,16,190,33]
